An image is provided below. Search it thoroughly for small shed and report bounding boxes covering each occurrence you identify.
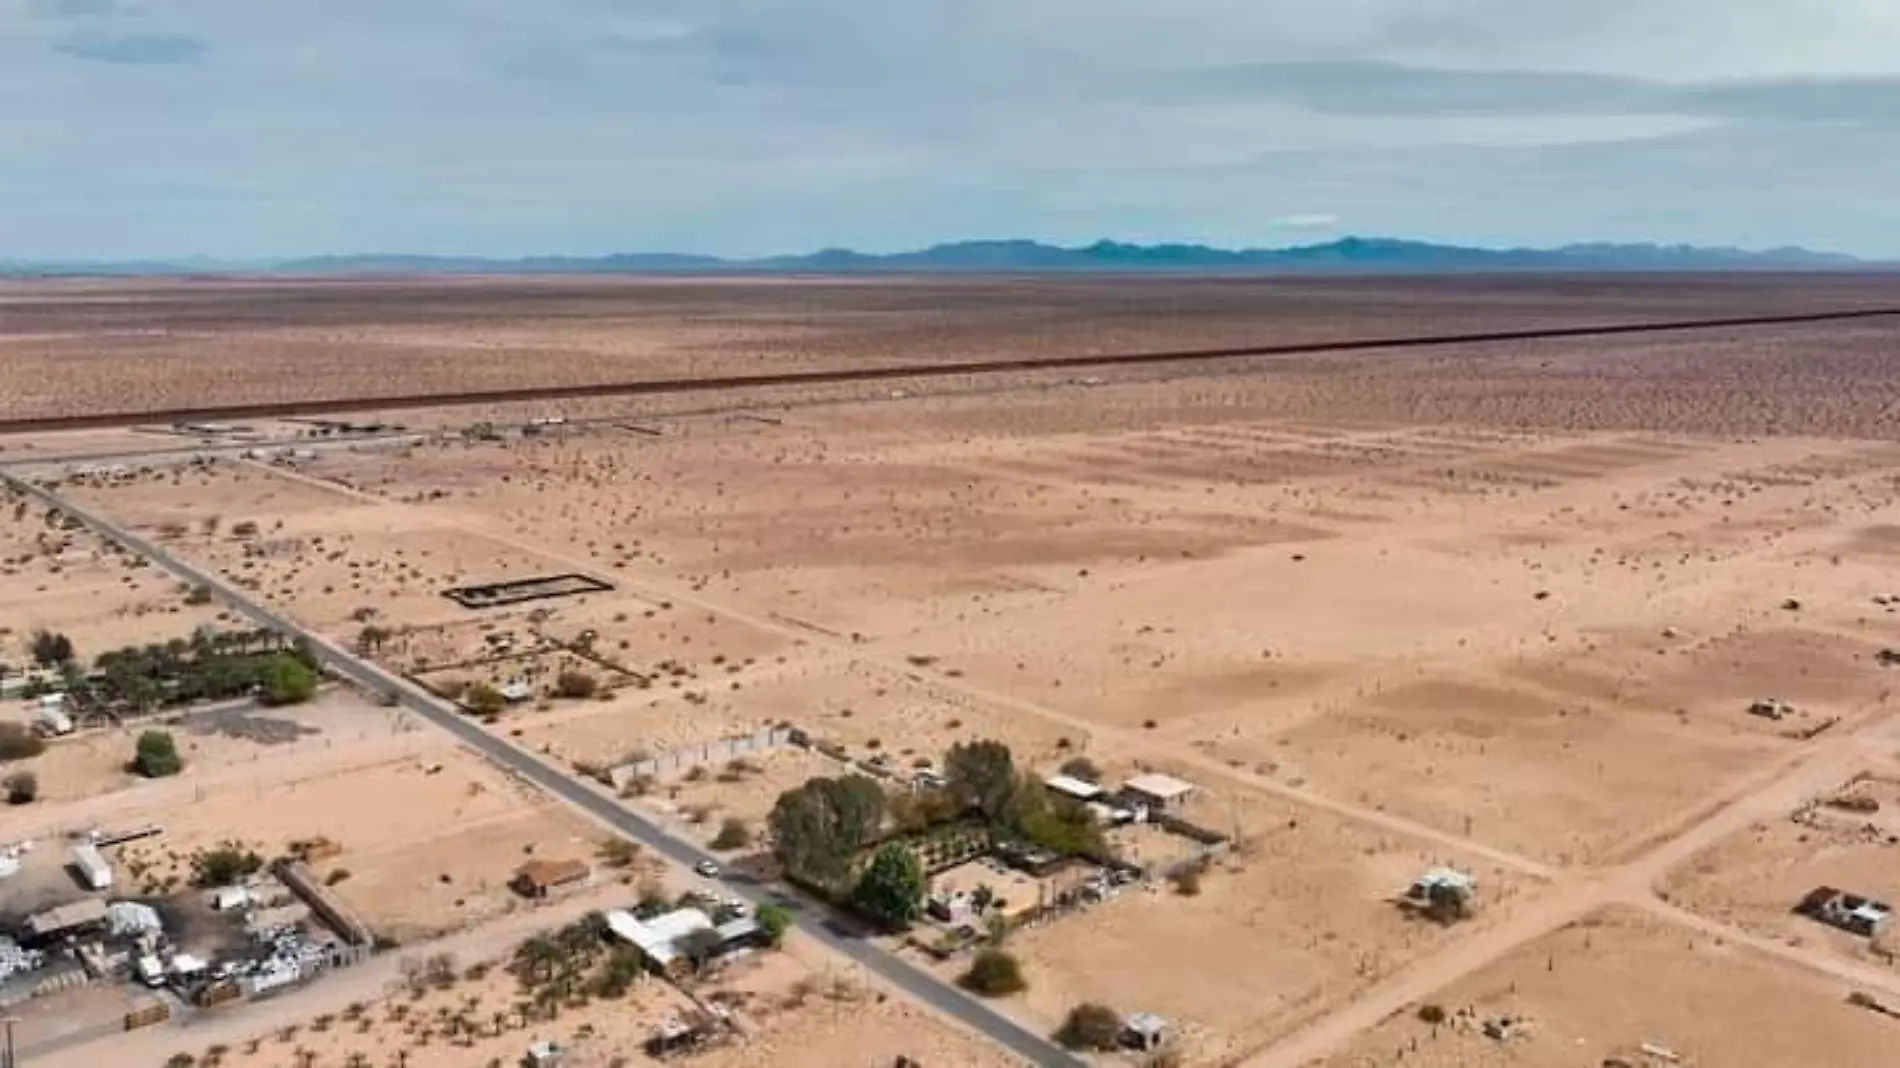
[211,886,253,912]
[526,1039,566,1067]
[1122,773,1197,810]
[1123,1011,1170,1052]
[1405,867,1478,904]
[512,859,590,899]
[1044,774,1103,802]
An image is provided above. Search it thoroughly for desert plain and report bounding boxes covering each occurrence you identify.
[4,272,1900,1067]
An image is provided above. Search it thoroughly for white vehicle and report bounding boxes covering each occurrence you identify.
[694,860,721,879]
[136,954,164,988]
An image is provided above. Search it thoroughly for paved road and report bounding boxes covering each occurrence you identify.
[2,472,1081,1068]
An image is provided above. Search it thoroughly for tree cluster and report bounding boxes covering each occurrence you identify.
[134,729,183,778]
[768,774,887,890]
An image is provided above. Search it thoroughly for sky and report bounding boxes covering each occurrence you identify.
[4,0,1900,260]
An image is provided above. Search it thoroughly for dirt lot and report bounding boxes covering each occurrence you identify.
[100,741,600,943]
[1323,906,1900,1068]
[1659,764,1900,970]
[0,479,227,665]
[971,783,1530,1065]
[0,691,407,804]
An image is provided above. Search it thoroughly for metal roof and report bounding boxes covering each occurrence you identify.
[1123,773,1196,801]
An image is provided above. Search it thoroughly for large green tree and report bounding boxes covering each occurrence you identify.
[851,843,927,930]
[258,653,319,706]
[945,739,1017,820]
[768,775,887,889]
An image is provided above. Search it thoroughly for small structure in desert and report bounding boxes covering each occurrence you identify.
[1748,698,1795,721]
[1796,886,1892,937]
[526,1038,567,1067]
[1120,772,1197,811]
[512,859,590,900]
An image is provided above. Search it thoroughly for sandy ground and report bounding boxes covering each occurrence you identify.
[11,275,1900,1067]
[1659,759,1900,972]
[6,273,1899,425]
[1322,906,1900,1068]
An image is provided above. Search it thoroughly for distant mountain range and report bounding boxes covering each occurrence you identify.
[1,237,1877,277]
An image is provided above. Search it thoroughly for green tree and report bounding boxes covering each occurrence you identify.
[258,654,319,706]
[945,739,1017,820]
[134,730,183,778]
[1055,1002,1124,1051]
[851,844,927,930]
[30,630,74,667]
[755,904,793,947]
[768,775,887,889]
[959,948,1027,997]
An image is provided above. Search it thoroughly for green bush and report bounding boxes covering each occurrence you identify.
[553,671,598,699]
[960,948,1027,997]
[463,683,506,716]
[134,730,183,778]
[192,842,265,888]
[258,654,319,706]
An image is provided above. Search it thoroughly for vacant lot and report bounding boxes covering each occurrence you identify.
[1323,907,1900,1068]
[1660,766,1900,970]
[5,272,1897,426]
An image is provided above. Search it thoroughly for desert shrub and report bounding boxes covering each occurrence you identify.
[1055,1002,1123,1051]
[710,818,752,852]
[184,585,214,606]
[324,868,352,886]
[959,949,1026,997]
[4,771,38,805]
[134,730,183,778]
[553,671,598,699]
[1168,865,1202,896]
[1057,757,1101,783]
[0,723,46,762]
[463,684,506,716]
[192,842,265,888]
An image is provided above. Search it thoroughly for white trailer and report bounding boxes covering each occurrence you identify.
[71,842,113,891]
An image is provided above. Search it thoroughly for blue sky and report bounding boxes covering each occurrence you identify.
[5,0,1900,260]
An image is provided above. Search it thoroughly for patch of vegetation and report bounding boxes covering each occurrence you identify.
[553,670,598,699]
[710,817,752,852]
[851,843,927,931]
[755,903,793,947]
[959,948,1027,997]
[0,722,46,762]
[462,683,506,717]
[191,841,265,888]
[4,770,38,805]
[769,774,886,890]
[134,729,183,778]
[257,653,319,706]
[31,629,75,667]
[1055,1001,1123,1051]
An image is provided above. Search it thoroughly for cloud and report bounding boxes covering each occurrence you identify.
[1267,213,1340,229]
[28,0,136,19]
[53,31,205,65]
[1142,60,1900,125]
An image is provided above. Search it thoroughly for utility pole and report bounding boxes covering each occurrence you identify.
[3,1014,17,1068]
